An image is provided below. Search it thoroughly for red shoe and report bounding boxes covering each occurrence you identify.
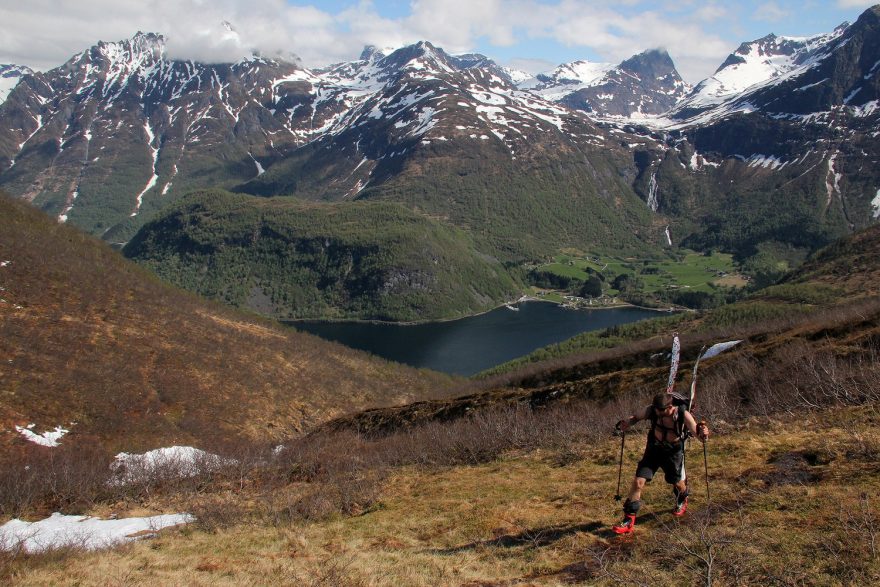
[612,514,636,534]
[673,496,688,517]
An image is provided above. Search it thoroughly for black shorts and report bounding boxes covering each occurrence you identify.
[636,440,685,484]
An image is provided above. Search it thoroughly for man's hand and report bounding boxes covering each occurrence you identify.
[697,421,710,441]
[616,419,631,432]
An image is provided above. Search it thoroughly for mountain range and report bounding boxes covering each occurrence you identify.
[1,6,880,320]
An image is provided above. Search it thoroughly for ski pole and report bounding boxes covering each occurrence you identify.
[614,428,626,501]
[702,438,710,505]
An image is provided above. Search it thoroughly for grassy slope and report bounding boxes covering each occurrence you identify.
[0,193,456,453]
[123,190,522,322]
[540,250,741,294]
[7,406,879,586]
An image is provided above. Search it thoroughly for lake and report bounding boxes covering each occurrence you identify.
[289,302,660,376]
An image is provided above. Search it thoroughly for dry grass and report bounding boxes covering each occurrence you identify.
[4,404,880,586]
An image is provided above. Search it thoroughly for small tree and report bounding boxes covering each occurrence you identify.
[580,275,603,298]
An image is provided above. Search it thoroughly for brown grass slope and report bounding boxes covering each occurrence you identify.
[0,194,456,453]
[6,389,880,585]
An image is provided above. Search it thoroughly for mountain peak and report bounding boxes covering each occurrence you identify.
[360,45,397,61]
[619,48,677,78]
[378,40,458,75]
[449,52,494,70]
[93,31,165,62]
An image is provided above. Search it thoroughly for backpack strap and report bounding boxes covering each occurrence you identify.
[676,404,689,440]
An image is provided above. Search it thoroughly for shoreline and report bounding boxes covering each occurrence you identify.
[282,295,681,327]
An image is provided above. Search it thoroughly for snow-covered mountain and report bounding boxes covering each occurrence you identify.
[0,64,33,103]
[232,39,655,255]
[671,28,847,118]
[0,34,651,245]
[520,50,690,117]
[3,5,880,264]
[659,9,879,130]
[0,33,310,237]
[520,60,615,100]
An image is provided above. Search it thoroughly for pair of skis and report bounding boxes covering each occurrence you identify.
[669,333,711,505]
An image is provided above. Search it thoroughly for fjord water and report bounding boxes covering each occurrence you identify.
[291,302,659,376]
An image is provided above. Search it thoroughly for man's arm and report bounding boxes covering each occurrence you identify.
[684,410,709,441]
[617,406,652,432]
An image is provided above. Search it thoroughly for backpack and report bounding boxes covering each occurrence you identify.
[649,402,689,443]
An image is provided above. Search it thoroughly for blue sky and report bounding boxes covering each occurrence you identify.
[1,1,877,82]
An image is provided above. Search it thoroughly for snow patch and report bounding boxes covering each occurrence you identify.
[844,87,862,104]
[0,512,193,553]
[59,190,79,223]
[470,90,506,106]
[111,446,232,485]
[872,189,880,219]
[825,152,842,207]
[130,122,160,217]
[249,152,265,176]
[852,100,879,118]
[15,424,70,447]
[9,114,43,169]
[794,78,829,92]
[745,154,785,170]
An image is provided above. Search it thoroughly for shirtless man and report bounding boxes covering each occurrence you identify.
[612,392,709,534]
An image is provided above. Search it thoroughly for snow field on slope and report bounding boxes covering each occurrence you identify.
[0,512,193,553]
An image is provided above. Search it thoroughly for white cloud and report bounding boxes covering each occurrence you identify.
[836,1,877,7]
[0,0,792,83]
[505,57,556,75]
[754,2,791,22]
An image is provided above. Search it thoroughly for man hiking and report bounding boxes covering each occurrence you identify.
[612,392,709,534]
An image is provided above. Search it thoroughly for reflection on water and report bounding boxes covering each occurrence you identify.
[290,302,660,376]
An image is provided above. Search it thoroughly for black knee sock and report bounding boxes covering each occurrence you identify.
[623,499,641,515]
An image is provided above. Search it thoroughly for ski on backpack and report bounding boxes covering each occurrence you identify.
[687,345,707,412]
[666,333,680,395]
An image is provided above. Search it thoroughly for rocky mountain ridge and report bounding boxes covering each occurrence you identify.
[0,34,666,241]
[521,49,690,117]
